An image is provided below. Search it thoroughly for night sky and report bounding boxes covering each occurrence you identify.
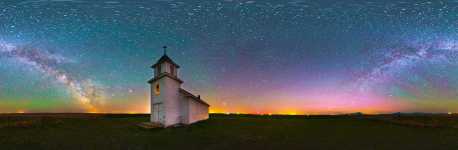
[1,0,458,114]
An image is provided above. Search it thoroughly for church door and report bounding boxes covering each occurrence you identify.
[153,103,164,123]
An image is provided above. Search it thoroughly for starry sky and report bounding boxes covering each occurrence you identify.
[1,0,458,114]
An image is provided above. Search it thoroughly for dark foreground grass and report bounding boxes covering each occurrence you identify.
[1,114,458,150]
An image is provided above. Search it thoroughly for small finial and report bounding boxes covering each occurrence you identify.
[163,46,167,55]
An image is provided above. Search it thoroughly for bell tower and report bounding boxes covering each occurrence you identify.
[152,46,180,78]
[148,46,183,126]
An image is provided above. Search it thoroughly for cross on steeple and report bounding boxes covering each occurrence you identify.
[163,46,167,55]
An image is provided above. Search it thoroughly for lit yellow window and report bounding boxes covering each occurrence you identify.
[154,84,160,95]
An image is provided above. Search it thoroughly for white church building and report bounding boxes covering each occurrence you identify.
[148,47,210,127]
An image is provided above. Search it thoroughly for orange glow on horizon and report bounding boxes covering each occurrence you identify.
[11,97,413,115]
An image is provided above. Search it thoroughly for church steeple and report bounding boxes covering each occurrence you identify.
[150,46,181,79]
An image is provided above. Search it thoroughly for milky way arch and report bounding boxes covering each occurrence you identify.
[355,39,458,102]
[0,41,105,112]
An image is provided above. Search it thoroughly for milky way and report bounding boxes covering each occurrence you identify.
[0,41,105,112]
[1,0,458,114]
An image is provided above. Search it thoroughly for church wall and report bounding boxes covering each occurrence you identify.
[162,77,182,126]
[150,79,165,123]
[150,81,156,123]
[150,75,182,126]
[187,99,209,124]
[180,94,190,124]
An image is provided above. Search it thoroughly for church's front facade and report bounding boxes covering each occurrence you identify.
[148,49,209,127]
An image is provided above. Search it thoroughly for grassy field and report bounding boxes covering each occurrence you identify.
[1,114,458,150]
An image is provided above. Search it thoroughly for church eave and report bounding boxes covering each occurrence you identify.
[148,73,183,84]
[151,63,180,68]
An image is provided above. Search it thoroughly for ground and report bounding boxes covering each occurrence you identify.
[1,114,458,150]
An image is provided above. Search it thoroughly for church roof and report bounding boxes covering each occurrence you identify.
[151,54,180,68]
[179,88,210,107]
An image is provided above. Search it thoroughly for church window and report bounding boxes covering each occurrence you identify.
[155,84,160,95]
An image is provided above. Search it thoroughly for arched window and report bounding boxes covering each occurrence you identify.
[154,84,160,95]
